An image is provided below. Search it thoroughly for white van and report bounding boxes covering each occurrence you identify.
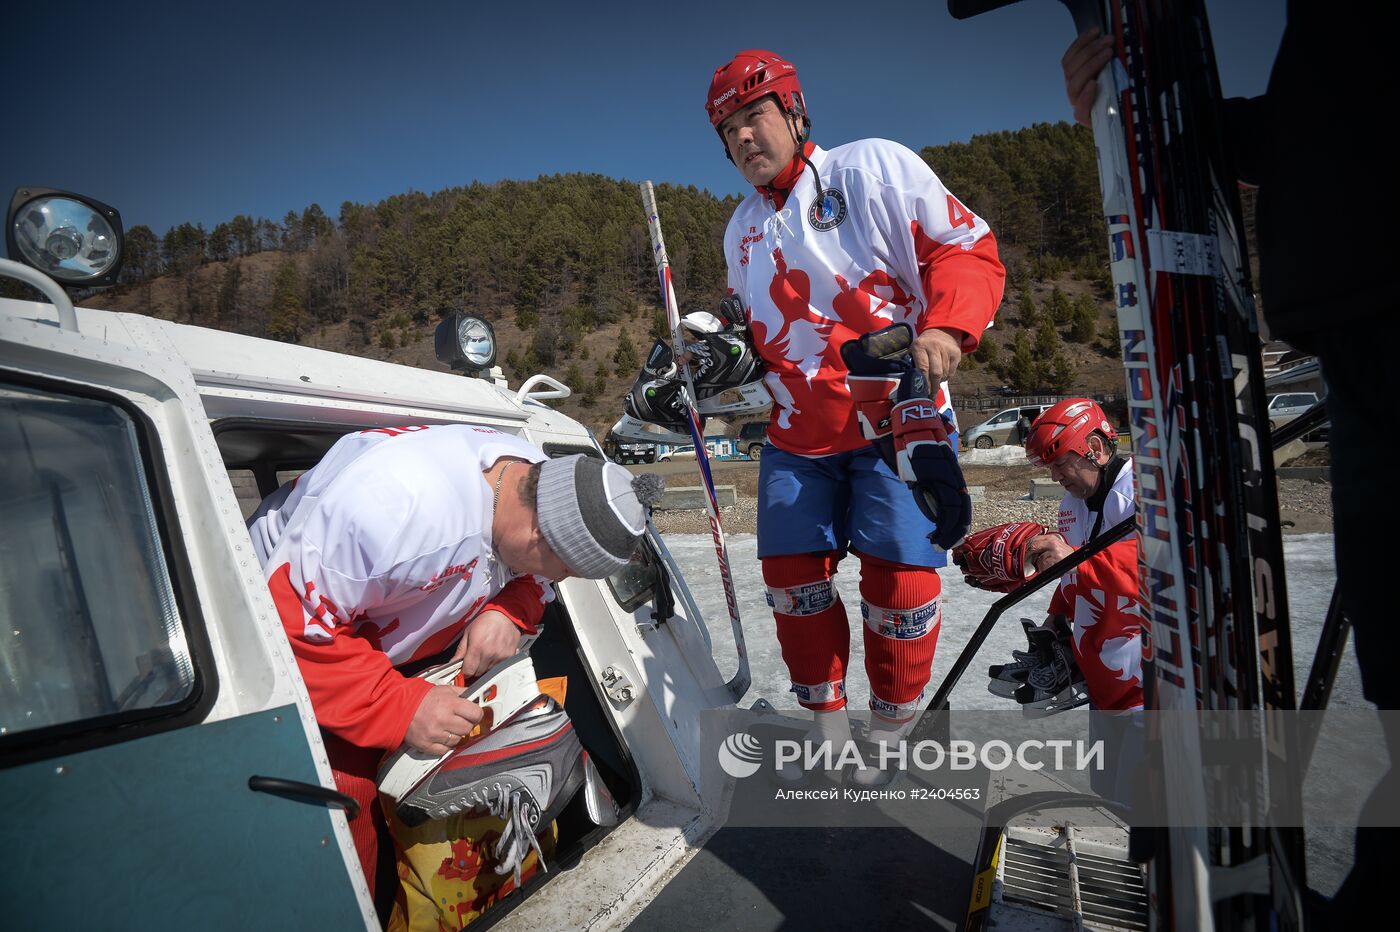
[962,404,1053,450]
[0,191,752,930]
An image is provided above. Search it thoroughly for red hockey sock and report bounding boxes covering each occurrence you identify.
[763,552,849,711]
[857,552,942,727]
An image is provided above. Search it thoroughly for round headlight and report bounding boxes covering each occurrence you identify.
[434,312,497,372]
[458,317,495,367]
[8,190,124,285]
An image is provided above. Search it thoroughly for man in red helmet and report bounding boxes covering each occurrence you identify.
[986,399,1143,802]
[704,50,1006,770]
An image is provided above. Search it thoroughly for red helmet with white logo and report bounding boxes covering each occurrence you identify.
[705,49,807,149]
[1025,399,1117,467]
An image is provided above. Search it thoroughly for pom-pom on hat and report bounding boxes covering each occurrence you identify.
[536,455,665,579]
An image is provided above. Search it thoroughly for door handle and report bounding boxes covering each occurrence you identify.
[248,775,360,819]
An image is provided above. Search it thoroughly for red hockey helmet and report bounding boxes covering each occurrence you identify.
[705,50,807,146]
[1025,399,1117,467]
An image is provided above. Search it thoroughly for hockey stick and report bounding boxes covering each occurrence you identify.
[639,181,750,703]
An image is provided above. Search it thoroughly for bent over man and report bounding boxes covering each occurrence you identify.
[248,424,657,893]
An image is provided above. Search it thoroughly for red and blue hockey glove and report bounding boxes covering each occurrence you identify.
[952,521,1055,592]
[841,324,972,551]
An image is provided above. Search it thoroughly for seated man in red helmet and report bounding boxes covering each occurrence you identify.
[972,399,1144,802]
[703,49,1006,773]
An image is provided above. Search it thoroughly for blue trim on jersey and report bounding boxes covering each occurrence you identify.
[756,444,950,568]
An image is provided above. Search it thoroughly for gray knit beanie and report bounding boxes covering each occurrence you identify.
[536,455,665,578]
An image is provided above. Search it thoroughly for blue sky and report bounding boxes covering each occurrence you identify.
[0,0,1284,239]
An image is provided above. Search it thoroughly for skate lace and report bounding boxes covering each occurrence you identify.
[1028,642,1075,691]
[488,783,546,887]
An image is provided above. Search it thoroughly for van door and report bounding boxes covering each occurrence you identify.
[0,312,374,928]
[981,408,1020,447]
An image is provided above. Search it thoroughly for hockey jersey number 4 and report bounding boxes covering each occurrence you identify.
[724,139,1005,457]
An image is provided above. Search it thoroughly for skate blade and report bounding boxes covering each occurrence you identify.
[696,381,772,417]
[609,413,690,445]
[1018,682,1091,719]
[987,677,1026,699]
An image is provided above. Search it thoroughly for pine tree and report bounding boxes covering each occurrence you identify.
[972,337,1001,368]
[1099,318,1121,353]
[1008,330,1036,390]
[207,223,232,262]
[301,203,334,243]
[216,262,241,326]
[1018,290,1039,328]
[613,330,639,376]
[266,259,309,342]
[281,210,303,250]
[1046,285,1072,325]
[1049,352,1075,392]
[120,226,161,282]
[1070,294,1098,343]
[1034,315,1061,359]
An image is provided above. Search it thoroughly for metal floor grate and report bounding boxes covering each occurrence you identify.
[1001,835,1148,931]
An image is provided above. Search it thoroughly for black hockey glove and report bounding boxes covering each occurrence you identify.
[841,324,972,551]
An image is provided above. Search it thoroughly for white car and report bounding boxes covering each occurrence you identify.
[1266,392,1320,431]
[658,444,696,462]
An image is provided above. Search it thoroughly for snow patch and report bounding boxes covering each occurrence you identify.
[959,445,1031,466]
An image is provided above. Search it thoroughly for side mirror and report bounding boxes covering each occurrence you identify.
[608,540,674,624]
[7,188,124,286]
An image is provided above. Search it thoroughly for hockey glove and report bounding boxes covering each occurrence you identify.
[841,323,972,551]
[952,521,1055,593]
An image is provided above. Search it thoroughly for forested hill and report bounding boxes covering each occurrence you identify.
[55,121,1214,433]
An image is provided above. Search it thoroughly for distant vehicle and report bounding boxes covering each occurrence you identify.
[962,404,1054,450]
[737,421,769,459]
[658,444,696,463]
[603,432,657,465]
[1266,392,1320,431]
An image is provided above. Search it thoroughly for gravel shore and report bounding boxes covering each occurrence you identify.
[649,469,1333,537]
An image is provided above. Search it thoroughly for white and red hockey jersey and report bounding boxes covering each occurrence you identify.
[725,139,1005,456]
[248,425,554,751]
[1047,459,1144,711]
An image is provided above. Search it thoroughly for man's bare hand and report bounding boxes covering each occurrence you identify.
[405,685,484,756]
[910,327,964,388]
[1026,533,1075,574]
[1062,29,1115,127]
[452,609,523,679]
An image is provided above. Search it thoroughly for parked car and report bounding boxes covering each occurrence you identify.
[603,432,657,465]
[1266,392,1320,431]
[658,444,696,462]
[737,421,769,459]
[962,404,1054,450]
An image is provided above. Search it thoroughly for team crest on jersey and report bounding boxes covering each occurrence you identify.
[807,188,847,231]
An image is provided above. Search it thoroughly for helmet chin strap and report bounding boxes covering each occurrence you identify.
[787,105,822,198]
[1087,443,1122,501]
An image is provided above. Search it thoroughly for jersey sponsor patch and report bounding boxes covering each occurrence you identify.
[791,678,846,705]
[807,188,847,231]
[766,578,837,616]
[861,597,940,639]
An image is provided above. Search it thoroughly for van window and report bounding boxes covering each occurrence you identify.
[988,410,1018,426]
[0,382,195,737]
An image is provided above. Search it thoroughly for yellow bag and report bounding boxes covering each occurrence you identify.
[386,676,569,932]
